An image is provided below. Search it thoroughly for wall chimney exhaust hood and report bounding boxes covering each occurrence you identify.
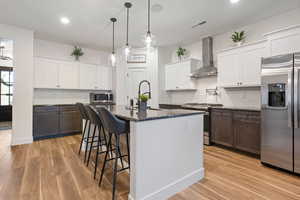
[190,37,217,78]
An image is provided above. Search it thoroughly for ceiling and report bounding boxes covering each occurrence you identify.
[0,0,299,51]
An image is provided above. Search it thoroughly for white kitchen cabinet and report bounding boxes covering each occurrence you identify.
[34,58,80,89]
[79,63,97,90]
[165,59,197,91]
[217,41,267,88]
[58,61,79,89]
[218,53,240,88]
[239,47,266,87]
[264,24,300,56]
[165,64,177,90]
[34,57,112,91]
[34,58,59,89]
[97,66,113,90]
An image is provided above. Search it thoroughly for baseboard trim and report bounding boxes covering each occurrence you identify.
[11,136,33,146]
[128,168,204,200]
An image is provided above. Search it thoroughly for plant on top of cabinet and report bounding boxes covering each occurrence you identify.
[71,46,84,61]
[231,31,245,46]
[176,47,187,61]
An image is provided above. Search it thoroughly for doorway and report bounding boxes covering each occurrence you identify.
[126,67,152,106]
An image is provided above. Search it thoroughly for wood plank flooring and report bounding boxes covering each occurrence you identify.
[1,130,300,200]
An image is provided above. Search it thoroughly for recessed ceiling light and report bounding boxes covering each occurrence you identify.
[60,17,70,25]
[230,0,240,4]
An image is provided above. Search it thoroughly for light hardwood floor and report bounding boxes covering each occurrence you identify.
[1,130,300,200]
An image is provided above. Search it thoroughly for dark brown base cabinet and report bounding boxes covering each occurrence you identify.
[211,108,261,155]
[33,105,82,140]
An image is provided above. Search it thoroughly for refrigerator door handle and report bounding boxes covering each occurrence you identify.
[288,69,293,128]
[295,68,299,129]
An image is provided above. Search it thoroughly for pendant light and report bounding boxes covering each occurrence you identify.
[110,17,117,66]
[145,0,153,49]
[124,2,132,58]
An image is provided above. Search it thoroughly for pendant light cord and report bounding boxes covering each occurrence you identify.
[112,20,115,53]
[147,0,150,33]
[126,7,129,46]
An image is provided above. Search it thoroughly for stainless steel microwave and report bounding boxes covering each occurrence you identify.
[90,92,113,104]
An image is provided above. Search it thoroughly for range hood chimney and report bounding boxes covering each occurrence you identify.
[190,37,217,78]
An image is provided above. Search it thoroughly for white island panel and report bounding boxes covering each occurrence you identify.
[129,114,204,200]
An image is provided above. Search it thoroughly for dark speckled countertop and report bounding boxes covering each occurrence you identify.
[210,106,261,112]
[92,105,205,122]
[160,104,261,112]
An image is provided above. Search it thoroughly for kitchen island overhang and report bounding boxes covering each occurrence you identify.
[92,106,205,200]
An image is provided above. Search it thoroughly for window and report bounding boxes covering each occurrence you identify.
[0,68,13,106]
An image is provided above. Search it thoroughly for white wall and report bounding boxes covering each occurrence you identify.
[0,24,34,145]
[34,89,96,105]
[33,39,111,105]
[34,39,110,65]
[159,7,300,107]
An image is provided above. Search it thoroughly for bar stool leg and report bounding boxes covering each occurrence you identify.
[126,133,130,168]
[94,125,102,179]
[117,145,124,169]
[87,124,97,166]
[84,122,92,163]
[99,133,112,186]
[112,134,120,200]
[78,120,88,155]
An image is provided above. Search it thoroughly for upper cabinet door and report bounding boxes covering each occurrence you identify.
[102,66,113,90]
[176,61,195,90]
[79,63,97,90]
[239,46,266,87]
[58,62,79,89]
[271,34,300,56]
[165,64,176,90]
[218,53,240,87]
[96,66,113,90]
[165,59,196,91]
[34,58,59,88]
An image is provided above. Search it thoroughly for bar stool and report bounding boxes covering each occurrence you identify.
[89,106,113,179]
[76,103,90,156]
[85,105,108,167]
[97,107,130,200]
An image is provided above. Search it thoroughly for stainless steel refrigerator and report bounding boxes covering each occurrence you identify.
[261,53,300,173]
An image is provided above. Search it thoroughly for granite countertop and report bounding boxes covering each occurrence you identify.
[210,106,261,112]
[33,104,77,107]
[92,105,205,122]
[160,103,261,112]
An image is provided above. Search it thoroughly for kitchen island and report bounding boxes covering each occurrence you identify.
[91,105,205,200]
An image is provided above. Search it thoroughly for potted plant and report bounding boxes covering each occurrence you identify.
[139,94,149,111]
[231,31,245,46]
[71,46,84,61]
[176,47,187,61]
